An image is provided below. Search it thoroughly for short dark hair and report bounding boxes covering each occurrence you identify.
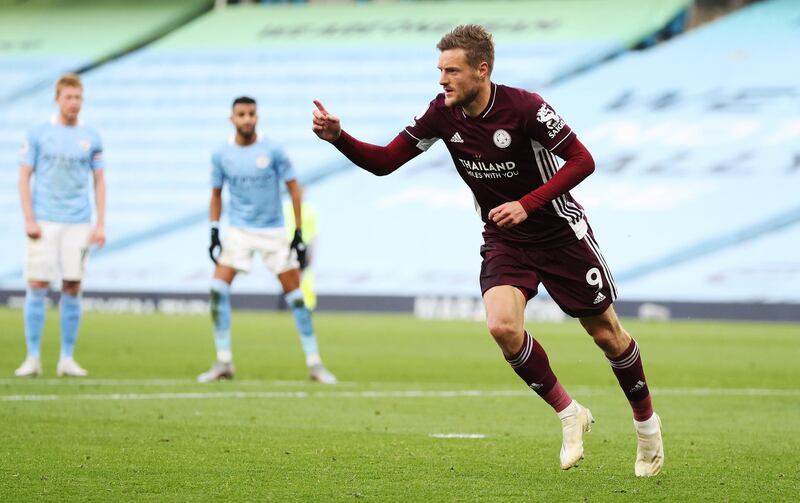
[232,96,256,109]
[437,24,495,74]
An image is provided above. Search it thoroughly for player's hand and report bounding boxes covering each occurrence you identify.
[25,220,41,239]
[488,201,529,229]
[89,225,106,248]
[209,226,222,264]
[312,100,341,143]
[290,229,307,270]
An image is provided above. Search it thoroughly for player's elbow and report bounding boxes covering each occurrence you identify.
[367,163,399,177]
[584,154,596,176]
[573,150,595,179]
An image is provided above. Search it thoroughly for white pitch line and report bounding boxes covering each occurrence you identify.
[2,378,796,398]
[430,433,486,439]
[0,390,526,402]
[0,378,357,387]
[1,387,799,402]
[0,378,220,386]
[651,387,800,397]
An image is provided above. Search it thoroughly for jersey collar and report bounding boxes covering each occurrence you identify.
[228,131,261,146]
[50,114,82,126]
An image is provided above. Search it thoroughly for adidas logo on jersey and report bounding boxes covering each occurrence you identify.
[450,132,464,143]
[593,292,607,304]
[629,380,646,393]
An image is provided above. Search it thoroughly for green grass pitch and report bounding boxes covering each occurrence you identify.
[0,308,798,501]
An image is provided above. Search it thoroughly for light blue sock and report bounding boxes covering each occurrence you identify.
[285,288,320,365]
[59,292,81,360]
[24,288,47,359]
[210,279,232,362]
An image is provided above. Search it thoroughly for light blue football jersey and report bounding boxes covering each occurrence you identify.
[20,119,103,224]
[211,136,296,229]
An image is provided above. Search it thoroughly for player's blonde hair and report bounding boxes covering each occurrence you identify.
[437,24,495,74]
[55,73,82,97]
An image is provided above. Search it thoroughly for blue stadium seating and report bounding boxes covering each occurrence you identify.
[9,1,794,306]
[0,1,687,296]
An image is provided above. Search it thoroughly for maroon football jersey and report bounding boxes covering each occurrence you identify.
[401,83,588,248]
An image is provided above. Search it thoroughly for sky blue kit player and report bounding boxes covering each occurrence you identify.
[211,135,292,230]
[16,73,107,378]
[198,96,337,384]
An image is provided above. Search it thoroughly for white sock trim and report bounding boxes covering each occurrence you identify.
[557,400,578,420]
[285,288,304,304]
[634,413,660,435]
[506,333,533,368]
[217,350,233,363]
[210,278,231,293]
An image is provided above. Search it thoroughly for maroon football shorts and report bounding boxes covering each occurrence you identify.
[479,231,618,318]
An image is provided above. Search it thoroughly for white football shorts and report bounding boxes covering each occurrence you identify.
[25,221,92,282]
[218,226,299,275]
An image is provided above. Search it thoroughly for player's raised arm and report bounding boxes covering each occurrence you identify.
[311,100,421,176]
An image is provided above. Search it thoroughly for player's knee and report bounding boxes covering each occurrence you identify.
[589,328,615,350]
[62,281,80,295]
[486,317,520,341]
[584,319,625,350]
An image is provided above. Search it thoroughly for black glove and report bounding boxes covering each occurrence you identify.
[209,226,222,264]
[290,229,307,270]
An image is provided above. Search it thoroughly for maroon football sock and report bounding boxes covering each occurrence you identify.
[608,339,654,421]
[506,332,572,413]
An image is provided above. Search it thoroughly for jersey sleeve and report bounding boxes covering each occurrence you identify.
[19,129,38,167]
[90,131,104,170]
[275,147,296,182]
[400,98,441,151]
[210,151,225,188]
[523,93,574,154]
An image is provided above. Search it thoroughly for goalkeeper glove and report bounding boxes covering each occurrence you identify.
[209,223,222,264]
[290,229,307,270]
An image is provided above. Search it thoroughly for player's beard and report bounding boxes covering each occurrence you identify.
[237,127,256,142]
[450,80,481,109]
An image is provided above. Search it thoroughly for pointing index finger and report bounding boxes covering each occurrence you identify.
[313,99,329,116]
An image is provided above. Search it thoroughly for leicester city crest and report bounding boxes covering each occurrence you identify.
[493,129,511,149]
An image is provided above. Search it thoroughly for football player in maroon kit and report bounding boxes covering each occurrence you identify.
[312,24,663,477]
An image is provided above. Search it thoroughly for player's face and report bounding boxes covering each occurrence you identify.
[56,86,83,123]
[438,48,485,108]
[231,103,258,138]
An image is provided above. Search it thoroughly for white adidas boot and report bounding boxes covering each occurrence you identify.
[558,400,594,469]
[634,412,664,477]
